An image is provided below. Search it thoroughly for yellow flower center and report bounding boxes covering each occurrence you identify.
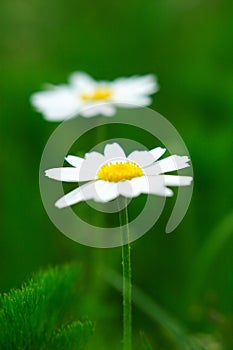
[81,88,112,101]
[97,161,144,182]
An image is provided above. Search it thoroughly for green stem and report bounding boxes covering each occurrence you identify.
[118,197,132,350]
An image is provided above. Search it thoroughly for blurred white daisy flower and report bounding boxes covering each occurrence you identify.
[31,72,158,121]
[45,143,192,208]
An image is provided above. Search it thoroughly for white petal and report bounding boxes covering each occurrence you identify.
[117,176,149,198]
[149,147,166,162]
[144,155,190,175]
[80,104,116,117]
[161,175,193,186]
[81,145,126,180]
[55,182,94,208]
[140,176,173,196]
[83,151,106,178]
[69,71,95,92]
[150,186,173,197]
[98,104,116,116]
[65,155,84,168]
[113,74,158,96]
[45,168,80,182]
[117,176,173,198]
[111,74,158,107]
[104,143,126,159]
[128,147,165,168]
[91,180,119,202]
[128,150,155,167]
[85,151,105,165]
[45,166,94,182]
[112,96,152,107]
[31,87,80,121]
[55,180,119,208]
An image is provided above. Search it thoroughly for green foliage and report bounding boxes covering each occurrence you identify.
[140,331,154,350]
[105,269,206,350]
[51,321,94,350]
[0,264,94,350]
[190,209,233,298]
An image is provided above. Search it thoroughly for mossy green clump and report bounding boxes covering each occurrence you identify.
[0,264,94,350]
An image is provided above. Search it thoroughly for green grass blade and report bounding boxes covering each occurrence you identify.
[190,210,233,298]
[0,264,94,350]
[140,331,154,350]
[104,269,206,350]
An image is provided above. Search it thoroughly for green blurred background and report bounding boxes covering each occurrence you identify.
[1,0,233,349]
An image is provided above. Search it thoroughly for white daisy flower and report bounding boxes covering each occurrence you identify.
[31,72,158,121]
[45,143,192,208]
